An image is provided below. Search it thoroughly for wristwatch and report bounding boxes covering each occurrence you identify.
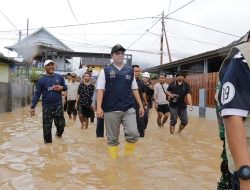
[236,165,250,180]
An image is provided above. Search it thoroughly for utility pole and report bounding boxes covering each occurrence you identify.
[18,30,21,57]
[160,11,164,65]
[26,18,29,48]
[163,20,172,63]
[160,11,172,65]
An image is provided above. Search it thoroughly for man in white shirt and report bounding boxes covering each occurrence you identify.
[154,73,170,128]
[96,44,144,159]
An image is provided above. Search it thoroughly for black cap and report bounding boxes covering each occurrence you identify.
[87,68,93,72]
[175,71,185,77]
[111,44,126,54]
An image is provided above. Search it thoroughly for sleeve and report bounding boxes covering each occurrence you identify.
[31,79,42,109]
[131,76,138,89]
[185,83,191,94]
[153,84,158,99]
[219,56,250,117]
[96,69,106,90]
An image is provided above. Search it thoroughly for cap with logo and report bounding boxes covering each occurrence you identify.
[111,44,126,54]
[44,59,55,67]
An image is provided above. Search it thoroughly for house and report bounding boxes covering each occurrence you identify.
[6,27,73,75]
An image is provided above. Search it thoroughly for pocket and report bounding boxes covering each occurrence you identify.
[127,108,136,114]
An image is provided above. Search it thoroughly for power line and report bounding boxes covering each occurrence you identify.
[167,17,241,38]
[0,16,160,33]
[66,0,80,23]
[166,0,196,17]
[0,9,18,31]
[127,18,162,48]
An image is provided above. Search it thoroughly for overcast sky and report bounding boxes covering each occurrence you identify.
[0,0,249,68]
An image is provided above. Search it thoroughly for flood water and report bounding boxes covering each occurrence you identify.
[0,104,221,190]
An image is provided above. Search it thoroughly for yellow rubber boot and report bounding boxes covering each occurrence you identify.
[125,142,135,156]
[108,146,118,159]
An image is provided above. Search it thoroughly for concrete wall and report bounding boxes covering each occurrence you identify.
[0,81,32,114]
[188,106,217,120]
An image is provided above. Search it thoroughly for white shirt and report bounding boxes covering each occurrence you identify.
[67,81,80,101]
[96,65,138,90]
[154,82,169,105]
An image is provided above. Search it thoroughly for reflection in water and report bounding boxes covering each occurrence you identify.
[0,104,221,189]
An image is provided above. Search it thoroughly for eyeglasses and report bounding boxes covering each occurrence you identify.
[114,52,125,55]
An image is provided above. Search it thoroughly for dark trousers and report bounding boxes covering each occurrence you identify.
[42,105,65,143]
[135,107,145,137]
[96,117,104,137]
[144,105,149,129]
[67,100,77,116]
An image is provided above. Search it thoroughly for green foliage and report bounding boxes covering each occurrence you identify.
[30,67,43,83]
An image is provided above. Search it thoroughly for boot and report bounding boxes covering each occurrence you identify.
[178,124,186,134]
[108,146,118,159]
[125,142,135,156]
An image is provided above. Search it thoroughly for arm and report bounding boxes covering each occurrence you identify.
[132,89,144,117]
[224,115,250,190]
[97,89,104,118]
[153,84,158,109]
[186,93,193,111]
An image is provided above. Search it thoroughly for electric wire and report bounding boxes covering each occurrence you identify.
[0,9,18,31]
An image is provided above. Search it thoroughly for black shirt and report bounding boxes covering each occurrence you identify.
[167,80,191,109]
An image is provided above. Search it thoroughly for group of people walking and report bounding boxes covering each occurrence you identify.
[30,44,193,160]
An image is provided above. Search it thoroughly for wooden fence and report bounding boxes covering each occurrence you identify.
[153,72,219,108]
[185,72,218,108]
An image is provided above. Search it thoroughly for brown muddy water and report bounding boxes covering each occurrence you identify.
[0,104,221,190]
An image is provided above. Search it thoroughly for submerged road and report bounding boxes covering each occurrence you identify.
[0,104,221,190]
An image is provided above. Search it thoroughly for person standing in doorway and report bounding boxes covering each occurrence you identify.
[153,73,170,128]
[30,59,67,144]
[65,73,79,122]
[76,72,95,130]
[132,65,147,137]
[96,44,144,159]
[166,71,193,135]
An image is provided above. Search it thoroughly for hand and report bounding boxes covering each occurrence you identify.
[139,106,144,117]
[97,107,104,118]
[30,108,35,117]
[169,94,175,99]
[52,85,63,92]
[189,106,193,111]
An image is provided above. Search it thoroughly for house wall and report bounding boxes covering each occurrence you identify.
[0,81,32,114]
[0,64,9,83]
